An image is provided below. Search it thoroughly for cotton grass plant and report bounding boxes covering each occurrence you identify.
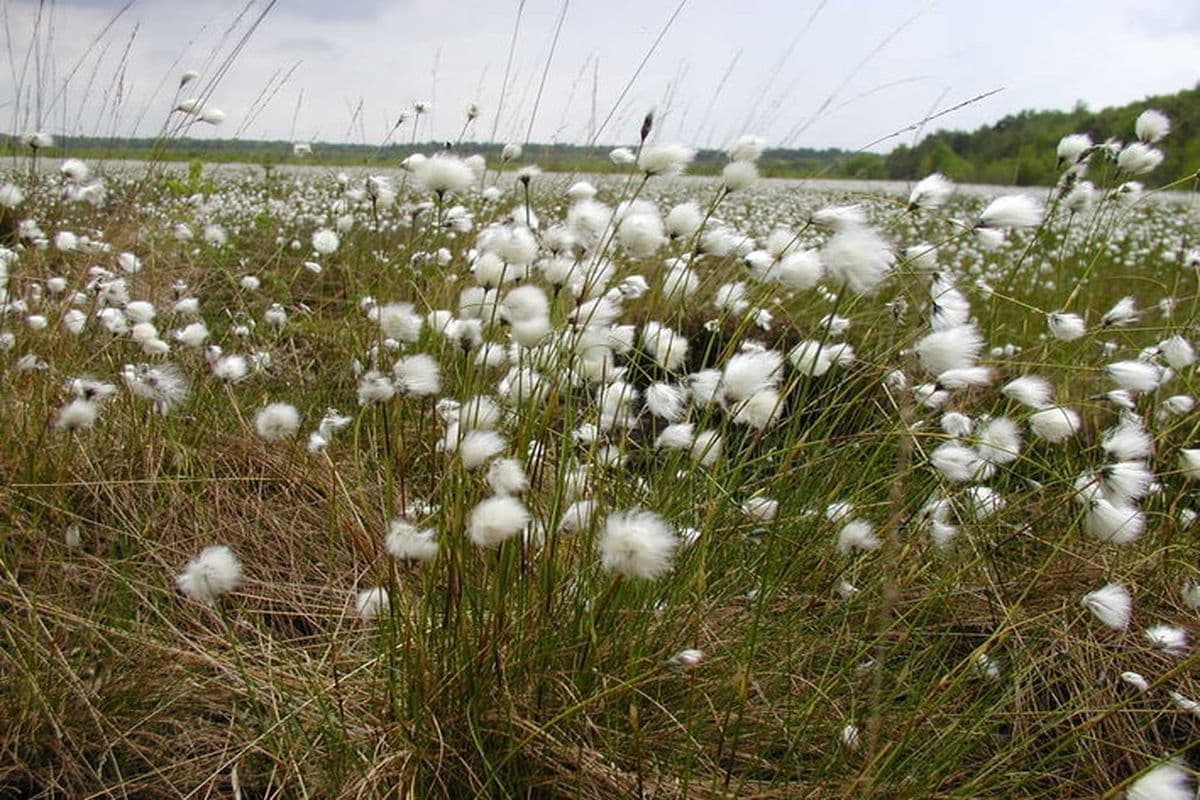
[0,96,1197,800]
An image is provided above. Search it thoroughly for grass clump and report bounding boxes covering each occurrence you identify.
[0,114,1197,798]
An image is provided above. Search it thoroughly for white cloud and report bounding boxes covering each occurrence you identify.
[3,0,1196,151]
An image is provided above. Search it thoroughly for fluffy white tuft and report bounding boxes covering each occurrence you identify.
[559,499,597,533]
[311,228,339,254]
[665,202,703,239]
[1159,335,1195,369]
[720,160,759,192]
[837,519,880,555]
[690,430,723,466]
[978,195,1043,228]
[1177,449,1200,480]
[1084,499,1145,544]
[175,545,243,604]
[722,350,782,402]
[212,354,249,383]
[930,442,989,483]
[775,250,824,291]
[255,402,300,441]
[459,429,507,470]
[1145,624,1189,655]
[1104,360,1165,393]
[1002,375,1053,409]
[355,587,390,619]
[394,353,442,396]
[645,382,688,421]
[637,143,695,177]
[1125,760,1195,800]
[1081,583,1132,630]
[54,399,99,432]
[385,519,439,562]
[974,417,1022,465]
[821,227,894,295]
[788,340,834,377]
[655,422,695,450]
[1047,312,1086,341]
[1134,109,1171,144]
[1120,671,1150,692]
[727,135,766,162]
[1101,418,1154,461]
[486,457,528,495]
[413,155,475,195]
[377,302,424,342]
[468,495,530,547]
[917,325,984,375]
[966,486,1005,520]
[741,496,778,522]
[937,366,993,389]
[1057,133,1093,164]
[1117,142,1164,175]
[733,389,784,429]
[597,509,678,579]
[908,173,954,210]
[1101,296,1139,328]
[1100,461,1154,502]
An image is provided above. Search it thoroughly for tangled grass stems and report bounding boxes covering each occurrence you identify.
[0,101,1198,798]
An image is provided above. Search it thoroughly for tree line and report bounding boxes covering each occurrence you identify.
[4,84,1196,186]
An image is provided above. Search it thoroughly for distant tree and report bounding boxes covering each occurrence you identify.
[883,85,1198,185]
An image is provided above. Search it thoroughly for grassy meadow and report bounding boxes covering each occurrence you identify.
[0,121,1198,799]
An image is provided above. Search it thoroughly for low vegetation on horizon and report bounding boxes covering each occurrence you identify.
[9,85,1198,187]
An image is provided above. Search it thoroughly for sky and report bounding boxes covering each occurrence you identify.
[3,0,1198,153]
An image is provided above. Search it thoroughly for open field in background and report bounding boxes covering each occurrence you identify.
[0,123,1198,799]
[0,80,1196,184]
[6,157,1199,211]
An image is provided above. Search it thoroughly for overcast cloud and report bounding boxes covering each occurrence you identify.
[3,0,1197,152]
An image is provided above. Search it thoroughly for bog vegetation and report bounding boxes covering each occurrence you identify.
[1,91,1199,799]
[12,84,1198,186]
